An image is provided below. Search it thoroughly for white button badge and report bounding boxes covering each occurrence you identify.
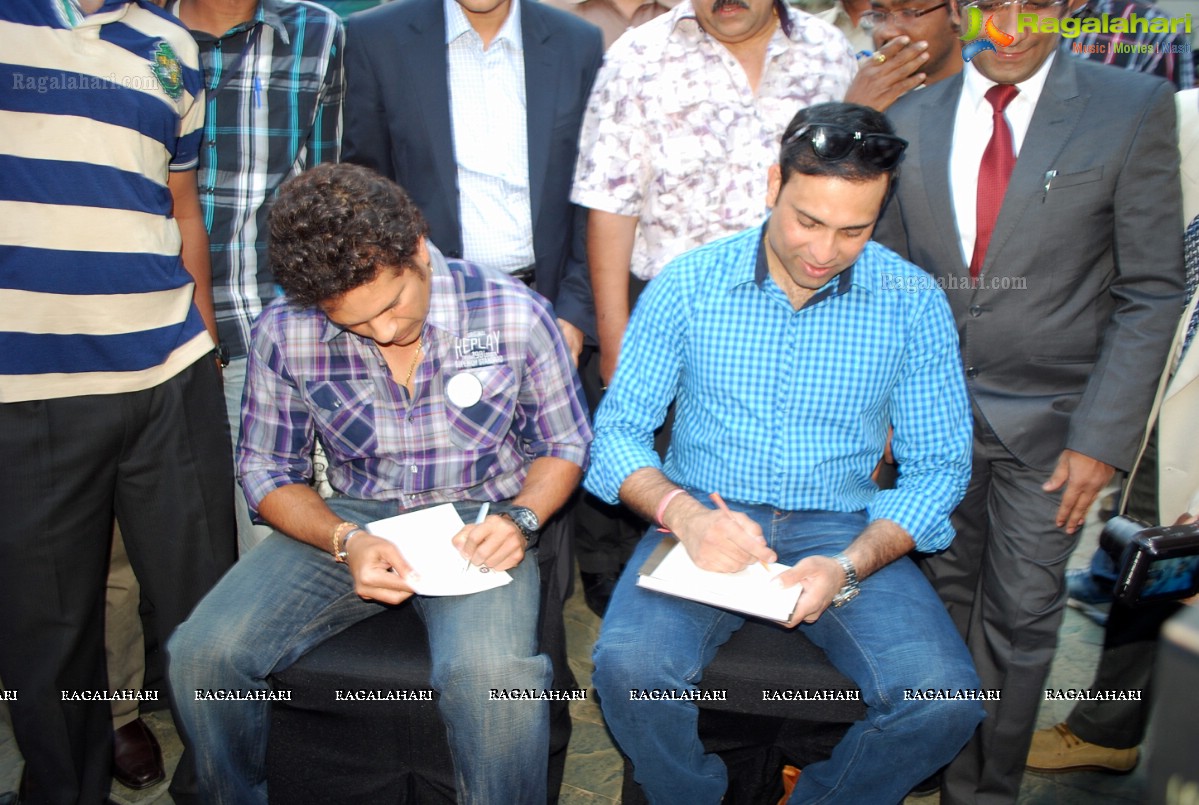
[446,372,484,408]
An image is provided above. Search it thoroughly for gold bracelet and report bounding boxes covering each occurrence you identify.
[331,521,360,562]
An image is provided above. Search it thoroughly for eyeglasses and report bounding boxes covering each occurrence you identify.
[860,2,948,30]
[783,124,908,171]
[961,0,1067,16]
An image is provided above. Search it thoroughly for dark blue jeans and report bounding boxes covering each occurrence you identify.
[594,505,983,804]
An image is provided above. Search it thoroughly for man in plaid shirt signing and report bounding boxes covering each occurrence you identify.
[168,164,592,805]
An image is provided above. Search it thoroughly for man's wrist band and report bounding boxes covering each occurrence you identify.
[331,521,361,562]
[655,488,687,529]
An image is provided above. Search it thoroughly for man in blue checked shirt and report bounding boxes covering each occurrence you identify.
[168,164,592,805]
[587,102,982,804]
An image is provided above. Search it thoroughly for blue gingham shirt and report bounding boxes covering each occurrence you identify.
[585,225,972,551]
[179,0,346,360]
[238,245,592,517]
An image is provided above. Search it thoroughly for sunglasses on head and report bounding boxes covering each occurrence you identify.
[783,124,908,171]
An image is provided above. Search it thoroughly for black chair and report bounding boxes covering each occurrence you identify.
[619,619,865,804]
[266,519,576,804]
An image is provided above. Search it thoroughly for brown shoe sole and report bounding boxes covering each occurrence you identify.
[1026,761,1138,775]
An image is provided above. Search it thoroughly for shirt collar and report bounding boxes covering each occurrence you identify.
[423,242,459,337]
[820,0,851,29]
[748,218,859,307]
[59,0,129,26]
[962,48,1056,115]
[256,0,289,43]
[445,0,523,49]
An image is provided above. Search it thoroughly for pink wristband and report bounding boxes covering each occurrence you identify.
[655,488,687,529]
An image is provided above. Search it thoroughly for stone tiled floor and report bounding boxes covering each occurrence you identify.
[0,503,1156,802]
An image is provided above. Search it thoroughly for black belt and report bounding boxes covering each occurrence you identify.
[510,265,536,287]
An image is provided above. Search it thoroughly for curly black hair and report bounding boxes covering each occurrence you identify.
[268,163,430,307]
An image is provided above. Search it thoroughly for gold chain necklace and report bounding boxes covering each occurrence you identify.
[402,338,423,388]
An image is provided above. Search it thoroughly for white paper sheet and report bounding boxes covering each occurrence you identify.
[368,504,512,597]
[637,537,802,621]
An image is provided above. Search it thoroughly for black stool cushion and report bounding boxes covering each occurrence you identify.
[267,522,576,804]
[268,605,457,804]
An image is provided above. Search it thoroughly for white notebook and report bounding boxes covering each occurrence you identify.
[636,536,802,622]
[368,504,512,597]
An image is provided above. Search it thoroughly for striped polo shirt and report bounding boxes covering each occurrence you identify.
[0,0,211,403]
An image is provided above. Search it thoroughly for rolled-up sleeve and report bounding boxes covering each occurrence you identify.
[236,310,316,518]
[866,289,973,552]
[519,295,593,469]
[584,266,684,504]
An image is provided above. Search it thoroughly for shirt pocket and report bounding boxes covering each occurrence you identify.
[305,379,379,458]
[444,366,519,452]
[1047,166,1104,191]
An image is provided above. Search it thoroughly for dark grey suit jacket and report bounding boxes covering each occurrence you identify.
[875,55,1184,472]
[342,0,603,339]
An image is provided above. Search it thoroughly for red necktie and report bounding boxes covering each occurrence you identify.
[970,84,1019,281]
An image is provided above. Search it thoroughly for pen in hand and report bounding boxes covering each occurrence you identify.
[708,492,771,572]
[464,501,489,573]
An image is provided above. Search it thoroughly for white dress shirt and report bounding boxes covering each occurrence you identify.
[445,0,536,273]
[949,52,1055,269]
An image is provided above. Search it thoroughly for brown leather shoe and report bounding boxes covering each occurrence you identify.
[112,718,165,790]
[1026,722,1138,774]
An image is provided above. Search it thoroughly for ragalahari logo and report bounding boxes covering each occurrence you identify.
[960,6,1015,61]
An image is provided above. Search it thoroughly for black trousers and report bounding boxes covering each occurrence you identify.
[0,357,236,804]
[573,346,650,575]
[925,406,1081,805]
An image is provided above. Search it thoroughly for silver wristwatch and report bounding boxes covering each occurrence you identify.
[830,553,860,607]
[501,506,541,550]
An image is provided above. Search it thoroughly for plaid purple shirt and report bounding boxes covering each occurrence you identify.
[237,246,591,517]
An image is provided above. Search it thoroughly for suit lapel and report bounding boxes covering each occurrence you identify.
[920,75,968,280]
[409,0,459,222]
[983,55,1086,276]
[522,0,555,231]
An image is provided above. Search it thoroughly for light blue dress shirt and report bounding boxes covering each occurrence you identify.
[584,223,973,552]
[445,0,535,273]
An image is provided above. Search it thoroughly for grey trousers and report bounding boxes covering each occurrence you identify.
[923,409,1080,805]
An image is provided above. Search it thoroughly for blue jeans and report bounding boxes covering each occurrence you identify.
[593,504,983,805]
[168,497,550,805]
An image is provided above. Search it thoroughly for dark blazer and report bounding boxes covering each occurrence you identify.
[343,0,603,339]
[875,55,1184,472]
